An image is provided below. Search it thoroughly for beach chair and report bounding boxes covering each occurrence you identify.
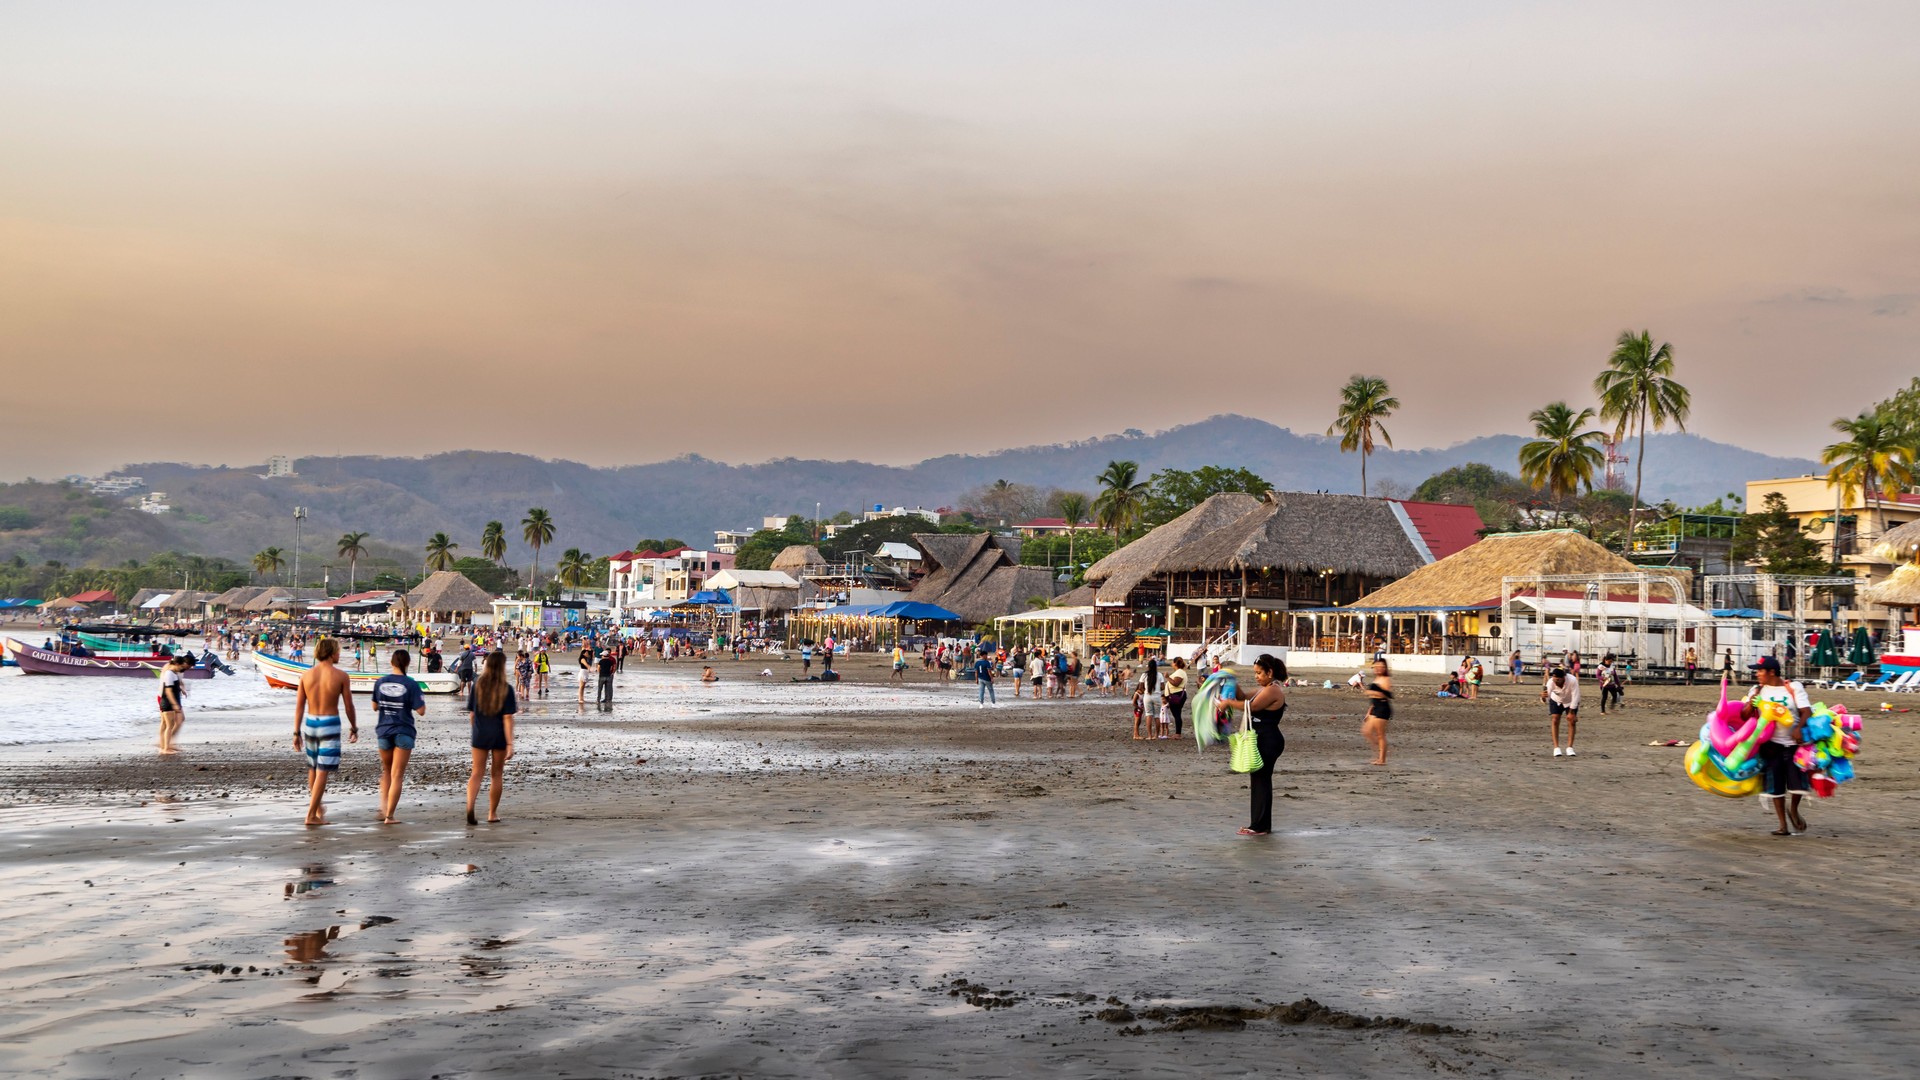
[1861,670,1900,690]
[1887,671,1920,693]
[1817,671,1865,691]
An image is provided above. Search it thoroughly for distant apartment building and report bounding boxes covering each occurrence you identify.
[137,492,171,514]
[1015,517,1096,539]
[607,547,736,609]
[712,528,755,555]
[1745,474,1920,612]
[86,475,145,495]
[264,455,297,479]
[860,504,941,525]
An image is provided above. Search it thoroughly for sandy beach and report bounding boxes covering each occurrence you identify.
[2,655,1916,1078]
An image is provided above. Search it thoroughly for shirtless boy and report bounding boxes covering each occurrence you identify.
[294,638,358,826]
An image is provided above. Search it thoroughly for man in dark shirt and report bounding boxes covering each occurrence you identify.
[974,649,997,707]
[372,649,427,823]
[596,648,616,706]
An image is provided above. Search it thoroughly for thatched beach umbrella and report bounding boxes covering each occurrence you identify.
[1872,519,1920,565]
[1861,563,1920,611]
[403,571,496,624]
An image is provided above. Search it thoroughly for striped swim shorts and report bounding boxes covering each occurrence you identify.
[303,715,342,772]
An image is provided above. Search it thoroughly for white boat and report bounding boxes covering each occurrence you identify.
[254,651,463,695]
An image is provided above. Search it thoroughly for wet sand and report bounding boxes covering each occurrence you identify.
[2,657,1917,1078]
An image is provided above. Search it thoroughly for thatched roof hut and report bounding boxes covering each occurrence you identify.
[402,571,496,617]
[771,545,827,578]
[1050,583,1098,607]
[161,590,212,612]
[1861,563,1920,608]
[128,587,170,609]
[909,532,1058,623]
[1155,491,1426,579]
[1872,519,1920,564]
[1082,492,1262,605]
[241,587,328,613]
[1350,530,1686,609]
[207,586,269,610]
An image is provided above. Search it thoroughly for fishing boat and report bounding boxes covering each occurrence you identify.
[254,651,463,695]
[4,638,226,678]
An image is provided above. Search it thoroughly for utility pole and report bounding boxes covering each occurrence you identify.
[293,507,307,588]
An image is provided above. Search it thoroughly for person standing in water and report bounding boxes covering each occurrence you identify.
[371,649,426,824]
[293,638,357,827]
[466,650,517,825]
[1238,654,1289,836]
[1362,658,1392,765]
[156,653,193,755]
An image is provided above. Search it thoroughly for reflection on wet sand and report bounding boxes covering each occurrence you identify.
[284,863,334,899]
[284,926,340,964]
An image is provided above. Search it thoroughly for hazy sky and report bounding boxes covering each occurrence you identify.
[3,1,1916,479]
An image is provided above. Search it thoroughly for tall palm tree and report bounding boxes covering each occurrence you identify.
[336,531,369,593]
[557,547,593,591]
[1056,491,1091,570]
[424,532,459,572]
[481,520,506,564]
[1326,374,1400,495]
[252,547,285,583]
[1823,406,1918,553]
[1518,402,1607,501]
[522,508,555,588]
[1594,330,1691,526]
[1092,462,1148,538]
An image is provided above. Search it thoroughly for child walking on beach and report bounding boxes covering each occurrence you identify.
[372,649,426,824]
[466,651,517,825]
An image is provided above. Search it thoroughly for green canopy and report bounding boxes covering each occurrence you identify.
[1848,626,1877,667]
[1809,629,1841,668]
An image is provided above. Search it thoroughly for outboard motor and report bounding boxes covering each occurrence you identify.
[201,648,236,676]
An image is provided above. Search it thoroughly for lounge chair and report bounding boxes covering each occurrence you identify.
[1887,671,1920,693]
[1817,671,1865,691]
[1861,671,1900,690]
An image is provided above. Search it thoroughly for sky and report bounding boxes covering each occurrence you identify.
[3,1,1917,479]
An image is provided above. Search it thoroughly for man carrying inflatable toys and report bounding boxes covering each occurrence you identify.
[1747,656,1814,836]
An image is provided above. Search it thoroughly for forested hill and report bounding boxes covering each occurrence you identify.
[3,416,1814,568]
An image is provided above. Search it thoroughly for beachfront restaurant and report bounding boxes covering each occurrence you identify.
[1282,529,1699,673]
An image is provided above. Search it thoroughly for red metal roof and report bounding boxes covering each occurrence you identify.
[1390,500,1485,561]
[68,590,117,604]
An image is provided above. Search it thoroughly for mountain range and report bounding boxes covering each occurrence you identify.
[3,415,1816,570]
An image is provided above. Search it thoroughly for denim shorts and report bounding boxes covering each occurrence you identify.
[377,732,417,751]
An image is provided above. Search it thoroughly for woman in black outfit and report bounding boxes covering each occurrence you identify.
[1239,654,1288,836]
[1362,658,1393,765]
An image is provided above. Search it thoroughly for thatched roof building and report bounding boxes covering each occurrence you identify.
[402,571,496,618]
[206,586,269,611]
[1155,492,1426,580]
[771,545,827,578]
[1872,519,1920,564]
[909,533,1058,624]
[1861,563,1920,608]
[241,587,329,613]
[1082,492,1261,605]
[1350,530,1685,610]
[128,587,170,609]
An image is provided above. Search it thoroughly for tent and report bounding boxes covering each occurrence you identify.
[872,601,962,621]
[681,589,734,607]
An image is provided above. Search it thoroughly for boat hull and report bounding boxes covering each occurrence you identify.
[5,639,216,678]
[253,652,463,695]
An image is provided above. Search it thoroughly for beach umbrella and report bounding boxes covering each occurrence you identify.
[1848,626,1877,667]
[1809,630,1840,668]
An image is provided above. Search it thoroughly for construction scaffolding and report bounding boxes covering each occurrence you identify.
[1702,573,1857,674]
[1500,571,1693,667]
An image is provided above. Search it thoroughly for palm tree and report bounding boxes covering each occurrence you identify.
[336,531,369,593]
[557,547,593,592]
[1056,491,1091,570]
[1823,406,1918,553]
[1326,375,1400,495]
[424,532,459,572]
[481,520,506,564]
[1092,462,1148,538]
[1594,330,1691,526]
[252,547,285,583]
[522,508,555,588]
[1518,402,1607,501]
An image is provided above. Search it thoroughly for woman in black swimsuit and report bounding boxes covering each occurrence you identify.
[1239,654,1289,836]
[1363,658,1393,765]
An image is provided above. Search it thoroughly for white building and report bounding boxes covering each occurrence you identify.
[138,492,171,514]
[264,455,297,479]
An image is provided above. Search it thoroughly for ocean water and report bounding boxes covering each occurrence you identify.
[0,637,283,746]
[0,644,977,747]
